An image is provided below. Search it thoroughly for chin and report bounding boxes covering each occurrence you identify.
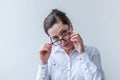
[61,42,74,50]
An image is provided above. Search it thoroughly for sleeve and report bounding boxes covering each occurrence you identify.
[36,63,50,80]
[77,48,105,80]
[91,48,105,80]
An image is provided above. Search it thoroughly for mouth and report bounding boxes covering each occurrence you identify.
[63,43,69,47]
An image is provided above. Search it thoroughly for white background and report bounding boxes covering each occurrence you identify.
[0,0,120,80]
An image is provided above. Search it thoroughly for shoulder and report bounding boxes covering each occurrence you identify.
[84,45,100,57]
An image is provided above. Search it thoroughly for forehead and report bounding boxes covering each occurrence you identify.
[48,22,68,36]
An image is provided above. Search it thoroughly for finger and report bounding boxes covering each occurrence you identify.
[78,34,83,40]
[71,35,79,39]
[70,33,76,37]
[44,43,52,50]
[71,38,79,42]
[70,33,79,38]
[71,34,81,42]
[44,45,52,52]
[45,44,52,51]
[46,45,52,51]
[40,47,51,54]
[70,32,82,38]
[38,43,52,53]
[71,36,83,44]
[72,34,83,41]
[44,42,52,45]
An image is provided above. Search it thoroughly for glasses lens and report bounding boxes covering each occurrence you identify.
[53,40,61,46]
[50,38,61,46]
[62,32,71,40]
[50,32,71,46]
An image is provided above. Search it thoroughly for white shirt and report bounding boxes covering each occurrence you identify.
[36,45,105,80]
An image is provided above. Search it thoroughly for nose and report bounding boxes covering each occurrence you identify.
[60,39,67,46]
[59,36,63,40]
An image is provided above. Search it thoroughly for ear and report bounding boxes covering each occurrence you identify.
[69,23,73,32]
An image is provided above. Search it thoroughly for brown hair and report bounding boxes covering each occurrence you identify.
[44,9,71,36]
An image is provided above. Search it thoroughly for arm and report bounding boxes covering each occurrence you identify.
[89,48,105,80]
[36,63,50,80]
[36,43,52,80]
[70,32,105,80]
[77,48,105,80]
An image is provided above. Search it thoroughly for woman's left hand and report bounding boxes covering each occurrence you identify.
[70,32,85,54]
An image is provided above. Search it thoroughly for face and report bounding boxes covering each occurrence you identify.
[48,21,74,50]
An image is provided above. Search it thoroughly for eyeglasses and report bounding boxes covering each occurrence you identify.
[50,32,71,46]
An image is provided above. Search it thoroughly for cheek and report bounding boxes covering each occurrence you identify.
[67,39,72,43]
[61,40,72,46]
[60,44,62,48]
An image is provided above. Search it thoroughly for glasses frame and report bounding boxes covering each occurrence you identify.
[50,31,71,46]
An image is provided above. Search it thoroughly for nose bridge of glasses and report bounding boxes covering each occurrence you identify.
[50,32,71,46]
[51,32,70,42]
[58,33,66,40]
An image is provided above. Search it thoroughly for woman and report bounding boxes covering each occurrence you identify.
[36,9,105,80]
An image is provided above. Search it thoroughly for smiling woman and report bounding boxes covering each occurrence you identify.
[48,21,74,51]
[36,9,105,80]
[1,0,120,80]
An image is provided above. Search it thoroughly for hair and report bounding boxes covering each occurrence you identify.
[44,9,71,36]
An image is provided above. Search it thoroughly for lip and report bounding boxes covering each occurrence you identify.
[63,43,69,47]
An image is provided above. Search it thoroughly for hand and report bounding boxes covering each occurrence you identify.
[38,43,52,64]
[70,32,85,54]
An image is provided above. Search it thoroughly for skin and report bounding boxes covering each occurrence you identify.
[38,21,85,64]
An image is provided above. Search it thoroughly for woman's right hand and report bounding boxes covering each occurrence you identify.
[38,43,52,64]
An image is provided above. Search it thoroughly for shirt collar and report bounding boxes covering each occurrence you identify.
[52,45,78,54]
